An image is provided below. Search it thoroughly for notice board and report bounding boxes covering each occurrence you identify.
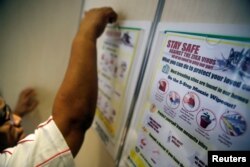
[119,23,250,167]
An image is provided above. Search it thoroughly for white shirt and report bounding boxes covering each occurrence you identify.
[0,116,75,167]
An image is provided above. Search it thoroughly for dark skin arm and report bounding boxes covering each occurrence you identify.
[52,7,117,157]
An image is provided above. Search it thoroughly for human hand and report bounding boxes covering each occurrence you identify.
[77,7,118,41]
[14,88,38,117]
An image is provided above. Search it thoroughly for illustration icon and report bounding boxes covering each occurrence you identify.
[183,92,200,112]
[138,134,147,149]
[121,32,133,47]
[200,113,213,128]
[166,91,180,109]
[196,108,216,130]
[150,103,158,113]
[162,64,170,74]
[119,61,127,78]
[167,131,172,143]
[157,79,168,94]
[220,110,247,136]
[214,48,250,81]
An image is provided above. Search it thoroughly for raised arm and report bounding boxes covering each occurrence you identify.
[52,7,117,157]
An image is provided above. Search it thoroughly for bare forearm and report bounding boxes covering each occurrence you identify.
[53,38,98,128]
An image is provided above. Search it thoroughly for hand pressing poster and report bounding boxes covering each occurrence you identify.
[123,26,250,167]
[93,21,151,159]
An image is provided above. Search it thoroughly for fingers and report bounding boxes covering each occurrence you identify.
[15,88,38,117]
[20,88,37,105]
[27,99,39,111]
[20,88,36,98]
[85,7,118,25]
[98,7,117,23]
[78,7,118,40]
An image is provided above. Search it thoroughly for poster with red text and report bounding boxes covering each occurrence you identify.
[121,29,250,167]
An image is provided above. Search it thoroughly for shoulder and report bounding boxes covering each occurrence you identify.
[0,116,75,166]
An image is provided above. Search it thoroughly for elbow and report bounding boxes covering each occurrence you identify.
[53,92,97,131]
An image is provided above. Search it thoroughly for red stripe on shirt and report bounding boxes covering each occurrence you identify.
[35,148,71,167]
[1,150,12,155]
[37,117,53,129]
[17,117,53,145]
[18,139,34,144]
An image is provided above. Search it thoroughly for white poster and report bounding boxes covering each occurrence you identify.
[93,21,151,159]
[121,24,250,167]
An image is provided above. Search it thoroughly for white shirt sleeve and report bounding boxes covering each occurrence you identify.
[0,116,75,167]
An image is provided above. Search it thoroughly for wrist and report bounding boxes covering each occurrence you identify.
[13,109,24,117]
[75,30,98,43]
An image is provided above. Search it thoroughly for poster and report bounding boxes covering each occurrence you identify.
[93,21,151,159]
[121,28,250,167]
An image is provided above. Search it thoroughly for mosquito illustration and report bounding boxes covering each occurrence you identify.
[214,48,250,81]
